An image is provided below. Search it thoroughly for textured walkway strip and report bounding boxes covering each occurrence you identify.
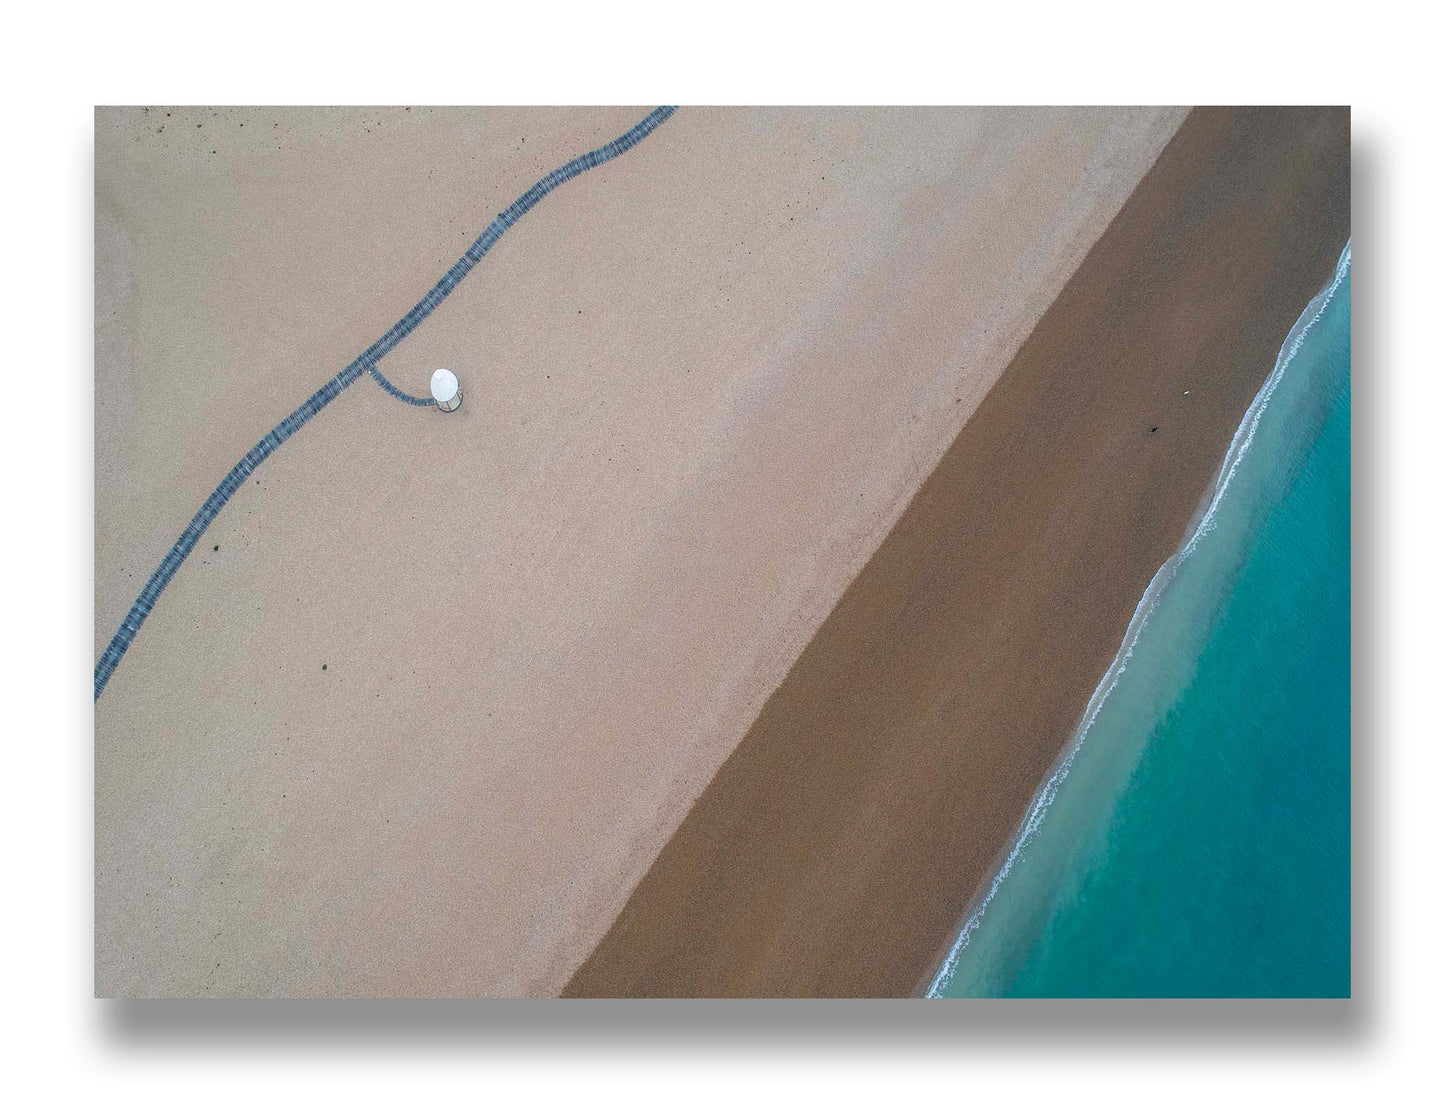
[95,106,678,701]
[369,365,438,406]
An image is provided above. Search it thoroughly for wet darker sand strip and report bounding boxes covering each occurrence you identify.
[565,107,1350,998]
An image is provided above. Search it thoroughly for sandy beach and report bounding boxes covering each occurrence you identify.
[565,107,1350,997]
[98,105,1194,997]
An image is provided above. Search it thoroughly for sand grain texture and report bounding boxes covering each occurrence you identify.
[565,107,1351,998]
[96,107,1184,996]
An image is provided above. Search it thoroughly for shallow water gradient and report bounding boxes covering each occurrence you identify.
[934,252,1351,998]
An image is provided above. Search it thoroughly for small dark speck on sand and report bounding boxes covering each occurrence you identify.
[322,664,328,671]
[213,544,219,551]
[1150,426,1159,433]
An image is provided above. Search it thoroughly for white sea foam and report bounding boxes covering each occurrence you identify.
[926,240,1352,998]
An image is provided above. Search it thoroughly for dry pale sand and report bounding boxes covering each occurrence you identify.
[565,107,1351,998]
[96,106,1184,996]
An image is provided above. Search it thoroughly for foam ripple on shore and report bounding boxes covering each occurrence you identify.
[566,108,1351,998]
[927,239,1353,997]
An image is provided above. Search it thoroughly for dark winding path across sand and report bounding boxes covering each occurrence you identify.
[94,107,676,699]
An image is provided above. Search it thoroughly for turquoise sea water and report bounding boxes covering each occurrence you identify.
[931,244,1351,998]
